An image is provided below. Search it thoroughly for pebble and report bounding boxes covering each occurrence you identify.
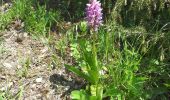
[0,87,5,91]
[23,32,28,38]
[17,65,22,69]
[36,77,43,83]
[3,62,13,68]
[0,76,6,80]
[41,47,48,53]
[31,84,36,88]
[6,82,13,88]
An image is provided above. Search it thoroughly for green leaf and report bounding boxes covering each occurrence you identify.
[0,94,4,100]
[79,40,99,73]
[164,83,170,88]
[70,90,99,100]
[65,64,94,83]
[89,96,97,100]
[91,42,98,70]
[71,90,87,100]
[117,94,122,100]
[88,70,99,84]
[90,85,97,96]
[103,86,121,98]
[96,84,103,100]
[89,84,103,100]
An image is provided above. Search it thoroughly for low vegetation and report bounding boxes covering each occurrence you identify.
[0,0,170,99]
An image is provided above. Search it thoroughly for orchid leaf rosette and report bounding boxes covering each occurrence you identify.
[86,0,103,32]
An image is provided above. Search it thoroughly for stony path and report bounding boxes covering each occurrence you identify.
[0,1,85,99]
[0,29,83,100]
[0,29,55,99]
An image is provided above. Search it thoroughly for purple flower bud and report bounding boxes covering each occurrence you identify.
[86,0,103,31]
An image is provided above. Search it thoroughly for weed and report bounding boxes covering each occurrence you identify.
[0,81,24,100]
[0,0,60,37]
[17,57,30,78]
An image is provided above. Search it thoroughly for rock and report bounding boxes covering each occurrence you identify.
[3,62,13,68]
[23,32,28,38]
[31,84,36,89]
[41,47,48,53]
[36,77,43,83]
[8,82,13,88]
[0,76,6,80]
[17,65,22,69]
[0,87,5,91]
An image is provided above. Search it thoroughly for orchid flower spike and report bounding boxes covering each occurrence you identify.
[86,0,103,31]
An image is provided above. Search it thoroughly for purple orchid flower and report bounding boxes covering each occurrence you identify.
[86,0,103,31]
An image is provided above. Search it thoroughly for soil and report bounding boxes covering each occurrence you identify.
[0,2,85,100]
[0,28,84,100]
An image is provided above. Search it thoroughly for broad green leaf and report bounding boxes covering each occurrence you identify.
[91,42,98,70]
[88,70,99,84]
[71,90,87,100]
[90,85,97,96]
[96,84,103,100]
[103,86,121,97]
[117,94,121,100]
[80,41,99,76]
[0,93,5,100]
[79,39,97,70]
[0,95,4,100]
[164,84,170,88]
[89,96,97,100]
[65,64,94,83]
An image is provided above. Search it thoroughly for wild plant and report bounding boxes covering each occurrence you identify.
[64,0,152,99]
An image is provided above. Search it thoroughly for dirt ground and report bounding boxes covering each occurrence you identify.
[0,29,60,99]
[0,2,85,100]
[0,26,86,100]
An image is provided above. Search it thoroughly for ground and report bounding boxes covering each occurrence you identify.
[0,18,85,100]
[0,1,84,99]
[0,26,85,100]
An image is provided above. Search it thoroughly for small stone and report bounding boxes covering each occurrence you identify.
[17,65,22,69]
[31,84,36,89]
[64,86,69,91]
[3,62,13,68]
[8,82,13,88]
[36,77,43,83]
[41,47,48,53]
[23,32,28,38]
[99,70,105,75]
[0,76,6,80]
[0,87,5,91]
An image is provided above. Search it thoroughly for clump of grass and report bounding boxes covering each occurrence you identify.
[0,0,60,37]
[17,57,30,78]
[0,81,24,100]
[109,0,170,31]
[0,0,31,30]
[24,4,60,37]
[0,6,14,30]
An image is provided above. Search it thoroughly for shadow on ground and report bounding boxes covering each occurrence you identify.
[49,73,86,98]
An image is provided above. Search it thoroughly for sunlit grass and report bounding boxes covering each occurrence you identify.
[0,0,169,99]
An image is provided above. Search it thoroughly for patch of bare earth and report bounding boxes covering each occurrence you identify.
[0,1,85,99]
[0,28,84,100]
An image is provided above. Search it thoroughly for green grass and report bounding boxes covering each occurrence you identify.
[0,0,170,99]
[61,19,170,99]
[0,81,24,100]
[17,57,30,78]
[0,0,60,36]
